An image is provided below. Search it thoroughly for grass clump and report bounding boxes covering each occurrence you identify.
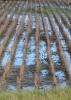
[0,87,71,100]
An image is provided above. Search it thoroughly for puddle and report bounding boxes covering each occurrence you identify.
[2,52,10,66]
[51,42,57,53]
[51,54,60,64]
[14,32,26,67]
[46,17,53,36]
[23,86,34,91]
[64,51,71,73]
[26,36,36,66]
[41,69,48,77]
[39,40,47,64]
[55,71,65,80]
[7,84,16,91]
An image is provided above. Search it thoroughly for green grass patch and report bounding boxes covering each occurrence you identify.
[0,87,71,100]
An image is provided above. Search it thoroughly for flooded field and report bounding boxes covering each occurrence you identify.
[0,0,71,91]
